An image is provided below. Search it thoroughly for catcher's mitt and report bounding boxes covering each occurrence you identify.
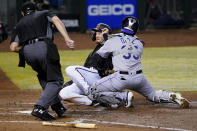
[98,69,114,77]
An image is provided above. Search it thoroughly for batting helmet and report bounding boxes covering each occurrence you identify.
[121,16,139,35]
[21,1,36,16]
[91,23,112,41]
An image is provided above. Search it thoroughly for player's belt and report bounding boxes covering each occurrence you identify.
[119,70,142,75]
[28,38,45,44]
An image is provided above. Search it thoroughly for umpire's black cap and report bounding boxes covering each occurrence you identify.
[21,1,36,15]
[91,23,112,34]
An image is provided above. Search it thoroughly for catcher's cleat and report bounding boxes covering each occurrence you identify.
[31,105,55,121]
[125,92,134,108]
[51,102,67,117]
[170,93,191,109]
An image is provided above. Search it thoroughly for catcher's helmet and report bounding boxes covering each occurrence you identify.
[91,23,112,34]
[121,16,139,35]
[91,23,112,41]
[21,1,36,16]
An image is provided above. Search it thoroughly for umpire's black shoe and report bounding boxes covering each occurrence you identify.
[31,105,55,121]
[51,102,67,117]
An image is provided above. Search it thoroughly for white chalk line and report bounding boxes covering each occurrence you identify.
[0,112,92,117]
[0,107,104,116]
[0,108,27,110]
[0,102,70,105]
[190,101,197,104]
[0,102,196,131]
[0,101,197,106]
[0,120,82,124]
[0,106,105,112]
[0,107,104,117]
[0,108,105,112]
[0,119,192,131]
[0,113,27,115]
[0,107,194,130]
[0,120,41,124]
[79,119,192,131]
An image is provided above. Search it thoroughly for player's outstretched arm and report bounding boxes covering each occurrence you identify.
[51,16,74,49]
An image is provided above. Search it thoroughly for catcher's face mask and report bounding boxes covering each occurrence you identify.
[91,23,112,42]
[95,31,105,44]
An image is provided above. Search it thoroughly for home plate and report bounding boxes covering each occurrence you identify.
[16,110,32,114]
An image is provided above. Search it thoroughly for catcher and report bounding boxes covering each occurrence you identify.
[59,23,114,105]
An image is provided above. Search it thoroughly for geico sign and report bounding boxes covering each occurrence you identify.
[88,4,135,16]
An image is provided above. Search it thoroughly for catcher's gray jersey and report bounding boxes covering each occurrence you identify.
[97,33,143,72]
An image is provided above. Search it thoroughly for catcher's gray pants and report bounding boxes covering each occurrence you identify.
[88,71,173,106]
[23,41,62,109]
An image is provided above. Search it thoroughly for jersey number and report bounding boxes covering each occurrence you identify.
[121,38,139,60]
[123,53,139,60]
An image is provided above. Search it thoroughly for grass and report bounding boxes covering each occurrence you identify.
[0,47,197,91]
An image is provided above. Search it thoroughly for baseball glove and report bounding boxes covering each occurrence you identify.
[98,69,114,77]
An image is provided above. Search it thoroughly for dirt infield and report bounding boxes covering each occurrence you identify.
[0,29,197,131]
[0,90,197,131]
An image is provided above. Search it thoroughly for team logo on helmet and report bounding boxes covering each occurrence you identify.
[121,16,139,35]
[125,18,136,31]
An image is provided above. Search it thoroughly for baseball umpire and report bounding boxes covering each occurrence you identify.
[88,16,191,109]
[10,2,74,120]
[59,23,113,105]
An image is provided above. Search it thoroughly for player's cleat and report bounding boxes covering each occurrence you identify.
[51,102,67,117]
[125,92,134,108]
[31,105,55,121]
[170,93,191,108]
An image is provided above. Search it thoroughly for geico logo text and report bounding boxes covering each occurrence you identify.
[88,4,135,16]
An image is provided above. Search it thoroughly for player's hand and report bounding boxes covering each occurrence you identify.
[65,39,75,49]
[105,70,115,75]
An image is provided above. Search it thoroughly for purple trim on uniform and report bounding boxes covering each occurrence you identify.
[115,97,122,101]
[76,67,98,74]
[121,29,134,35]
[121,45,126,49]
[75,67,99,82]
[134,45,138,49]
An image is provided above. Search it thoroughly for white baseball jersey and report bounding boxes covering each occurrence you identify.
[97,33,143,71]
